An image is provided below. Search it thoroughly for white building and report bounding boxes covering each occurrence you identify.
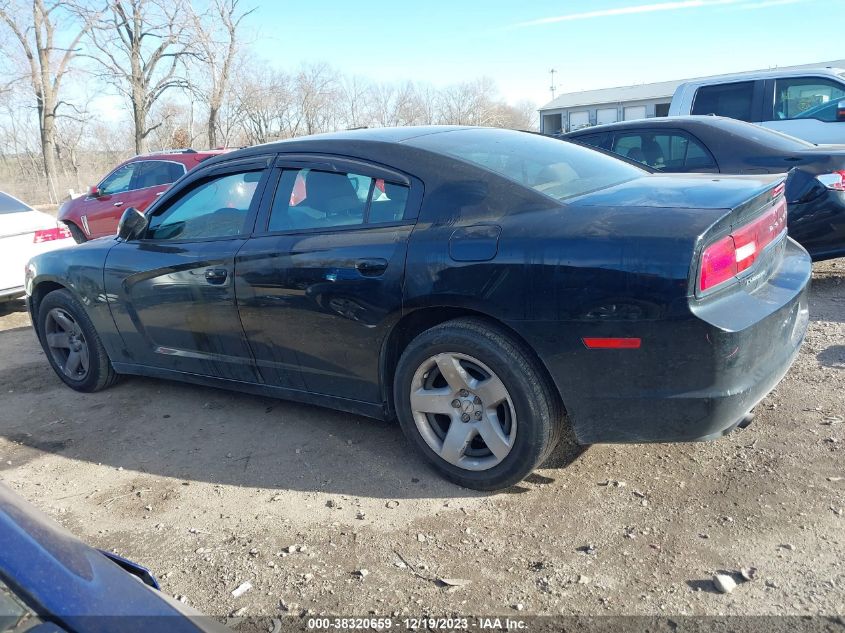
[539,59,845,135]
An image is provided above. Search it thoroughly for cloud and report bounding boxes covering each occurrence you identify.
[732,0,808,8]
[512,0,747,28]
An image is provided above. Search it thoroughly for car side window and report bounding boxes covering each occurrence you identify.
[691,81,755,122]
[146,170,262,241]
[268,168,410,232]
[612,132,715,171]
[98,163,137,195]
[571,133,604,149]
[134,160,185,189]
[775,77,845,121]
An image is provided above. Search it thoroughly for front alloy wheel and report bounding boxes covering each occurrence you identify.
[410,353,516,471]
[36,288,119,392]
[44,308,90,381]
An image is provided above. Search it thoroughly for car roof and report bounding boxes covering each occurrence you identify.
[677,66,845,87]
[565,115,755,136]
[195,126,481,167]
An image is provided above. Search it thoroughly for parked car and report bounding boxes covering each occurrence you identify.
[59,149,230,242]
[668,66,845,144]
[25,127,810,490]
[0,190,74,302]
[563,115,845,261]
[0,484,229,632]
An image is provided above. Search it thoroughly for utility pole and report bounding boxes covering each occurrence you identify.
[549,68,557,100]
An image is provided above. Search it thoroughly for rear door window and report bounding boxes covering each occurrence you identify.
[775,76,845,121]
[612,131,716,171]
[570,133,607,149]
[692,81,755,122]
[268,169,410,232]
[134,160,185,189]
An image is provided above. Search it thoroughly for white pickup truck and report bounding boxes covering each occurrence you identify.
[669,67,845,144]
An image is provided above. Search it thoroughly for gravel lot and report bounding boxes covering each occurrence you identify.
[0,259,843,627]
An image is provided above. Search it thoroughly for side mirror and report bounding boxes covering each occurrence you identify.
[837,101,845,122]
[117,207,148,241]
[89,185,101,197]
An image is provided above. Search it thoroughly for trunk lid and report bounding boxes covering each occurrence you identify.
[568,173,789,298]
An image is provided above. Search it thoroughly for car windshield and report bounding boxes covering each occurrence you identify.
[407,128,645,201]
[0,192,31,214]
[0,580,39,632]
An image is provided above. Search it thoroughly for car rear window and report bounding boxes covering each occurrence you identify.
[0,192,31,214]
[408,128,644,202]
[716,117,815,151]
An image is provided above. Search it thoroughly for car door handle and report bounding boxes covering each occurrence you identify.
[355,258,388,276]
[113,201,123,207]
[204,268,228,284]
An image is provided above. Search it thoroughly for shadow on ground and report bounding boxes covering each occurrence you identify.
[0,326,585,500]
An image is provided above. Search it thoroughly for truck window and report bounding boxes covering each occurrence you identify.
[775,77,845,121]
[691,81,755,122]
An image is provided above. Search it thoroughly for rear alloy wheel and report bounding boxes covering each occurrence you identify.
[410,352,516,471]
[394,318,564,490]
[37,289,118,392]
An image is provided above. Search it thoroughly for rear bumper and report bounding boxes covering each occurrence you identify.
[517,238,811,444]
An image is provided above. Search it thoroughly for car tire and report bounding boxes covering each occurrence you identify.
[394,317,564,491]
[36,289,118,392]
[65,222,87,244]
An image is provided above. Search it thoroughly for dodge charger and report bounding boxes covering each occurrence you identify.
[24,127,811,490]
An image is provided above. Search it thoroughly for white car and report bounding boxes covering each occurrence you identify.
[0,191,74,301]
[669,67,845,144]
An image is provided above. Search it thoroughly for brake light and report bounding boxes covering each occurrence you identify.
[817,171,845,191]
[698,197,787,292]
[33,226,72,243]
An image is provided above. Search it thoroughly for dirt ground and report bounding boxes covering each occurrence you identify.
[0,259,843,627]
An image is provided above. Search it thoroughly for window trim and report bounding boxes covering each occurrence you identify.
[138,164,271,244]
[609,128,719,172]
[253,153,423,237]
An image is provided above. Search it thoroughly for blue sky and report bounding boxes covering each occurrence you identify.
[249,0,836,106]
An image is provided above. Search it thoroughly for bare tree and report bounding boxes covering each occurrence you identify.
[81,0,197,154]
[0,0,90,201]
[291,62,340,136]
[191,0,254,148]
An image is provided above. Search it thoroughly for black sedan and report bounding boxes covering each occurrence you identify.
[25,127,810,491]
[563,115,845,261]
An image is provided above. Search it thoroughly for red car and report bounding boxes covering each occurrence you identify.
[59,149,230,242]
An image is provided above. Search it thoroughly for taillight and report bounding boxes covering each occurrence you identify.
[817,171,845,191]
[33,226,72,243]
[698,197,788,293]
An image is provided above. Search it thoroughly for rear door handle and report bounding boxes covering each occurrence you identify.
[355,258,388,276]
[113,201,124,207]
[204,268,228,285]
